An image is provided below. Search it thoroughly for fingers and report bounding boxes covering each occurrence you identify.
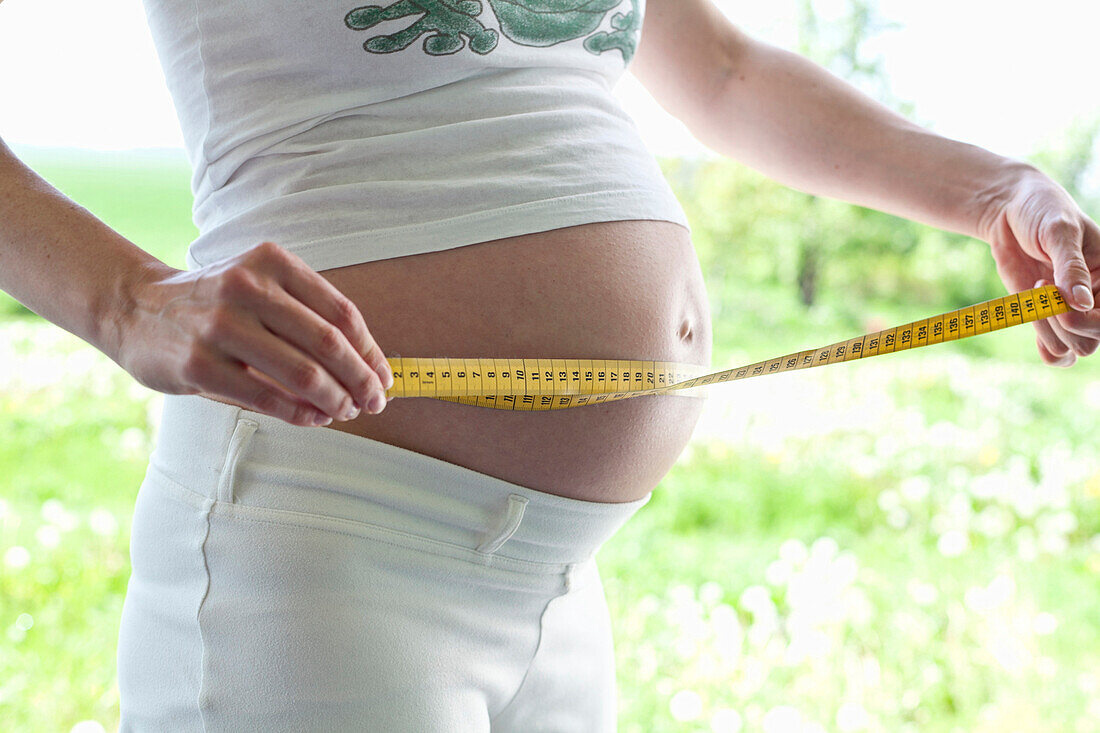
[255,242,394,392]
[212,307,363,421]
[1034,278,1100,359]
[1048,307,1100,353]
[248,242,392,413]
[185,349,336,427]
[1035,330,1076,367]
[251,292,388,415]
[1034,319,1077,367]
[1039,214,1094,311]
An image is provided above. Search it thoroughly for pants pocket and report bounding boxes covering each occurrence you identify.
[215,417,259,504]
[207,418,568,579]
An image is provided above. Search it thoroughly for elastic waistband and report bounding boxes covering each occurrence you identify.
[149,394,650,567]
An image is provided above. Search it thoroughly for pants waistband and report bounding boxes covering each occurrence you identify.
[149,394,650,567]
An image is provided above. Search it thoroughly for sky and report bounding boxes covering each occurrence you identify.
[0,0,1097,164]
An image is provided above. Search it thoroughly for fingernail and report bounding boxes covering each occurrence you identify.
[313,413,333,426]
[369,392,386,414]
[1073,284,1094,309]
[381,363,394,390]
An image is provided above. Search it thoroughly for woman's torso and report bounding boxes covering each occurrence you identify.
[315,219,712,503]
[152,1,711,502]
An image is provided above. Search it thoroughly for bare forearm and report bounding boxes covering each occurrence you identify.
[0,137,166,360]
[692,33,1036,239]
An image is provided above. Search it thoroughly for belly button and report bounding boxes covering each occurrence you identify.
[678,319,693,342]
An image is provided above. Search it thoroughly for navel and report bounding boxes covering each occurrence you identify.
[678,319,693,342]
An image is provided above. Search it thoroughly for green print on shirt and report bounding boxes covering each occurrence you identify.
[344,0,641,61]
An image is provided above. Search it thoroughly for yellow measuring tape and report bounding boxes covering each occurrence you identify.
[382,284,1069,411]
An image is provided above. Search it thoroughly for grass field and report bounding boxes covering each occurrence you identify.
[2,149,1099,732]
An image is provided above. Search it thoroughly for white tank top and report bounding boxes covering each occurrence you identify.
[141,0,690,272]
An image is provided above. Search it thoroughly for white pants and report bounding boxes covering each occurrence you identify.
[117,394,649,732]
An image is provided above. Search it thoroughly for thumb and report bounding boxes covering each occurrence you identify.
[1040,215,1094,310]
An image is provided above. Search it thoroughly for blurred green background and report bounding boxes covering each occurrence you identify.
[4,2,1100,732]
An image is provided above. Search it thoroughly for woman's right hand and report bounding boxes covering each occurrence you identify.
[114,240,393,427]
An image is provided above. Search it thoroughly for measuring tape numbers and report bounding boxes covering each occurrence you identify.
[382,284,1069,411]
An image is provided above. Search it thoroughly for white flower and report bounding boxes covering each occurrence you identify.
[41,499,78,531]
[1037,656,1059,677]
[974,505,1014,538]
[986,573,1015,606]
[120,426,148,457]
[669,583,695,605]
[4,545,30,569]
[1038,532,1069,556]
[845,588,875,627]
[969,473,1002,501]
[946,492,974,522]
[877,489,901,512]
[35,525,61,549]
[874,433,901,459]
[762,705,803,733]
[711,603,744,656]
[921,662,944,685]
[766,558,793,587]
[899,476,931,502]
[710,708,744,733]
[1084,380,1100,409]
[89,509,118,537]
[784,628,830,664]
[907,579,938,606]
[963,584,987,614]
[779,538,809,566]
[1037,510,1078,536]
[937,529,970,557]
[886,508,909,529]
[670,689,703,722]
[810,536,839,563]
[739,585,773,613]
[927,420,960,447]
[70,722,106,733]
[833,552,859,587]
[989,632,1031,675]
[836,701,870,732]
[1016,526,1039,562]
[700,581,724,607]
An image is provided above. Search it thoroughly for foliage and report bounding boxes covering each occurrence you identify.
[3,17,1100,722]
[660,155,1007,324]
[1029,115,1100,215]
[3,311,1100,731]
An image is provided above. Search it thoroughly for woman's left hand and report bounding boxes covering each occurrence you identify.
[981,166,1100,366]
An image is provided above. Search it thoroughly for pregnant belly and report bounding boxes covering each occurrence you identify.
[316,219,713,503]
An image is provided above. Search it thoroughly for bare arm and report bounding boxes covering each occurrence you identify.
[0,136,158,360]
[0,136,392,424]
[631,0,1026,240]
[632,0,1100,366]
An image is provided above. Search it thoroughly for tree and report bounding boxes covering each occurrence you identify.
[790,0,909,305]
[1029,115,1100,219]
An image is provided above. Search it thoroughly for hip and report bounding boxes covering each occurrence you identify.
[120,395,641,729]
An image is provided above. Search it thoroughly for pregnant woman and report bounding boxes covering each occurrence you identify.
[2,0,1099,729]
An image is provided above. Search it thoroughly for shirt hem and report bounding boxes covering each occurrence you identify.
[186,189,691,272]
